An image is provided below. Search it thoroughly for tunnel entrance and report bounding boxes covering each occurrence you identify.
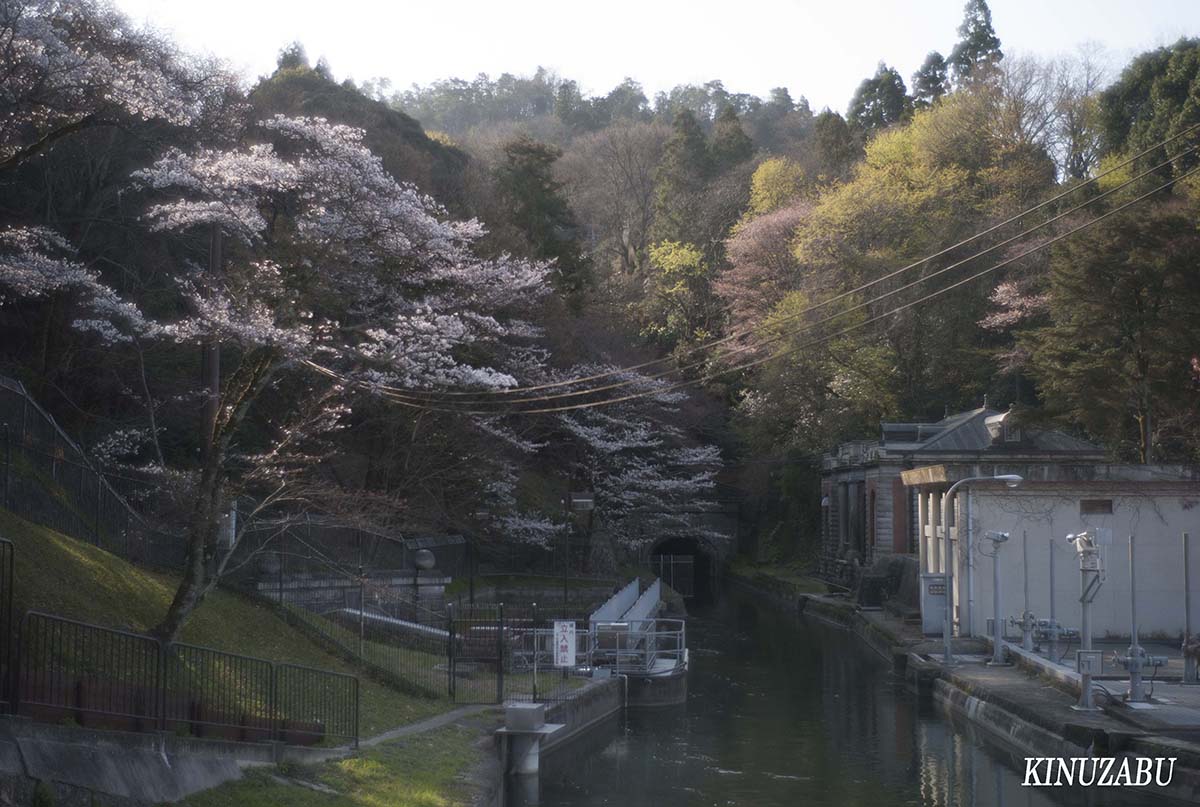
[651,537,715,602]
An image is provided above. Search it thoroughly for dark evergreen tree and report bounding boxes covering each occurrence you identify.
[494,136,591,300]
[1023,204,1200,463]
[767,87,795,111]
[600,78,651,122]
[912,51,949,108]
[708,106,754,172]
[948,0,1003,85]
[811,110,860,178]
[651,109,710,243]
[555,79,596,131]
[847,62,912,133]
[276,41,309,71]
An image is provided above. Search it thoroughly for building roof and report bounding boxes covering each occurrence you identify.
[914,407,1100,454]
[823,406,1105,472]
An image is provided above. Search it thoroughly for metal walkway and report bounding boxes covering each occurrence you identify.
[584,577,686,677]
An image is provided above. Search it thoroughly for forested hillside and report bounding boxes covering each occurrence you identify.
[2,0,1199,614]
[386,1,1200,559]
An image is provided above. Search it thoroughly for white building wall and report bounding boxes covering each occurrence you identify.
[965,490,1200,639]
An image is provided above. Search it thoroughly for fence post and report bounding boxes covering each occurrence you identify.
[446,602,456,700]
[358,573,365,660]
[496,603,504,705]
[10,612,24,717]
[352,675,359,749]
[268,662,278,743]
[532,602,538,703]
[3,424,10,511]
[1,542,11,711]
[156,638,167,732]
[93,470,102,548]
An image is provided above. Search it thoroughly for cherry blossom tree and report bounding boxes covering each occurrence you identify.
[1,0,236,172]
[0,105,552,639]
[549,368,726,565]
[119,114,551,639]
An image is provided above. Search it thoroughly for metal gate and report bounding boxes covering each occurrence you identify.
[447,603,504,704]
[653,554,695,598]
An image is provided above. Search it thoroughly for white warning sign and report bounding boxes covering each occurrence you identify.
[554,620,576,667]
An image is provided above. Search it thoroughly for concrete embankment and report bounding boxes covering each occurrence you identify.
[541,677,623,754]
[729,566,1200,802]
[0,713,348,805]
[485,677,624,807]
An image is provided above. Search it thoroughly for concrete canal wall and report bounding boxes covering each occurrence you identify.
[728,566,1200,802]
[542,677,623,753]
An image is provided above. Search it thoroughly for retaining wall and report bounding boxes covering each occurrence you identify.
[542,677,623,752]
[0,714,351,805]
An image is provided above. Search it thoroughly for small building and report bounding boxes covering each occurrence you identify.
[903,461,1200,640]
[818,405,1103,583]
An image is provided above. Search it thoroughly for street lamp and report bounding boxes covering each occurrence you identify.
[942,474,1023,665]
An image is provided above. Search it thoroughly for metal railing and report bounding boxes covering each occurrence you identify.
[589,618,687,676]
[14,611,358,746]
[275,576,451,700]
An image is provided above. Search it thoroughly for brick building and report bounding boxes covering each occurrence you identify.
[817,405,1104,584]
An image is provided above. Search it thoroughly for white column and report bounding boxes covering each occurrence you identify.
[930,491,943,574]
[917,488,929,572]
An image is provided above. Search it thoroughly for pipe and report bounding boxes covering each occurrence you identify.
[1022,530,1034,652]
[965,490,974,637]
[1048,537,1057,661]
[1128,534,1145,702]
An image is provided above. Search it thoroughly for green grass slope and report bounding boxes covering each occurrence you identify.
[185,723,485,807]
[0,510,449,736]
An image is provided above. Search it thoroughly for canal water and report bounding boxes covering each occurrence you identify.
[539,586,1174,807]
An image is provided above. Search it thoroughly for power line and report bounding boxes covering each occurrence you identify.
[346,163,1197,416]
[374,121,1200,399]
[348,143,1197,407]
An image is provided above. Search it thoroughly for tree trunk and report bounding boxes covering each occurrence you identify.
[154,463,222,643]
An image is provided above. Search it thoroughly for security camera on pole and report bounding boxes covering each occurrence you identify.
[1067,529,1104,711]
[940,474,1023,666]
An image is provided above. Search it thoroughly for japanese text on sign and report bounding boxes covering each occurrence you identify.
[554,620,576,667]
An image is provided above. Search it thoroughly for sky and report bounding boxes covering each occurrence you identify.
[112,0,1200,113]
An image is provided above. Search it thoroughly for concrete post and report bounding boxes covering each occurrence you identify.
[1185,532,1198,684]
[988,537,1008,666]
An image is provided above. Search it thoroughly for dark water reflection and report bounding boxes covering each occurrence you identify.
[538,586,1175,807]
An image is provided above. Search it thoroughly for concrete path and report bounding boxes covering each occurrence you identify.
[361,704,495,748]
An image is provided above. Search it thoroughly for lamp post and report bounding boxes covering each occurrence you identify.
[942,474,1023,666]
